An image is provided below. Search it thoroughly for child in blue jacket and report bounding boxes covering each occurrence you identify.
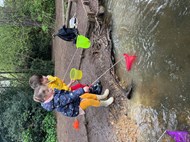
[33,85,114,117]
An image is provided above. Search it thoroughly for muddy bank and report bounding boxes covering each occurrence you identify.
[53,0,138,141]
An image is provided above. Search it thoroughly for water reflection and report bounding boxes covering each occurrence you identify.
[105,0,190,140]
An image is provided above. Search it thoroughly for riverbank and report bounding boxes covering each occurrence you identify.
[53,0,138,141]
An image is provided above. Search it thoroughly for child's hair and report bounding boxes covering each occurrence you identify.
[33,85,47,103]
[29,74,43,89]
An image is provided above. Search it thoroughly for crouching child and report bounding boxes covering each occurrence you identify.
[33,85,114,117]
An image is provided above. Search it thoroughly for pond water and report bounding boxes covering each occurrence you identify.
[105,0,190,141]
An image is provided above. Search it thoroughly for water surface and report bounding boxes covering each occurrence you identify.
[105,0,190,141]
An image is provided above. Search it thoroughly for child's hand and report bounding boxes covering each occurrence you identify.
[83,86,90,92]
[66,80,76,88]
[70,80,76,84]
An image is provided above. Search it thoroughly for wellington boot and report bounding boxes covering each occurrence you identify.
[100,97,114,107]
[96,89,109,100]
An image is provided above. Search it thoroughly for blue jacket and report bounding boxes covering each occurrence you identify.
[41,88,85,117]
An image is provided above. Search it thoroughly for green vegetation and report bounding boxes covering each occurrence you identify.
[0,0,57,141]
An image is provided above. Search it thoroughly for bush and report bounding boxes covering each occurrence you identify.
[0,0,57,141]
[30,59,54,75]
[0,87,57,142]
[42,113,57,142]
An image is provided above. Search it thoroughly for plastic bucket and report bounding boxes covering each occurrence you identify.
[70,68,83,80]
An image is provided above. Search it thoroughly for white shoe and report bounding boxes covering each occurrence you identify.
[100,97,114,107]
[97,89,109,100]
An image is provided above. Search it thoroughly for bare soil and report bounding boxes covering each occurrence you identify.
[53,0,138,141]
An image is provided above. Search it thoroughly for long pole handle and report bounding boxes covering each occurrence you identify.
[91,58,124,85]
[157,130,166,142]
[63,48,78,80]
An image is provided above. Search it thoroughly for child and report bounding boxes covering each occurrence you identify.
[29,74,102,94]
[33,85,114,117]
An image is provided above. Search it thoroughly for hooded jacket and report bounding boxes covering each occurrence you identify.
[41,88,85,117]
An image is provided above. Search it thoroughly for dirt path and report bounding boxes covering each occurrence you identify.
[53,0,138,142]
